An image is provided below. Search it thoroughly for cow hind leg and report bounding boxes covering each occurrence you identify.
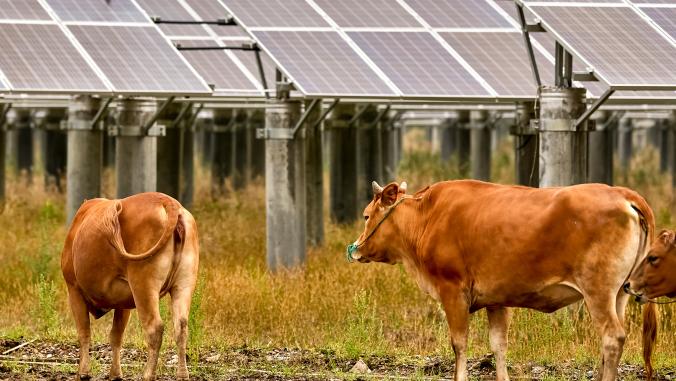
[441,288,470,381]
[170,286,194,380]
[109,309,131,381]
[586,295,626,381]
[67,287,92,380]
[131,287,164,381]
[487,307,511,381]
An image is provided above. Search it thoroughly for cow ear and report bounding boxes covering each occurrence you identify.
[380,183,399,206]
[658,230,675,246]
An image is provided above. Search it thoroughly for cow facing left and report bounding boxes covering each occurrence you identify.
[61,192,199,381]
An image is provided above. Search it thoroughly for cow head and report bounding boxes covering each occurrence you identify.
[348,181,408,264]
[626,230,676,301]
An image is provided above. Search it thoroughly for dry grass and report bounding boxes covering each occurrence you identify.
[0,132,674,375]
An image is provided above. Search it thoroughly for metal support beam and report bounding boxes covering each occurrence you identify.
[142,96,175,135]
[512,101,538,187]
[516,3,541,88]
[265,99,305,270]
[575,88,615,129]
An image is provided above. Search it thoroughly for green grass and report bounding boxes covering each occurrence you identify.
[0,132,674,378]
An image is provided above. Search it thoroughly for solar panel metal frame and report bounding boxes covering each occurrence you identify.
[517,0,676,91]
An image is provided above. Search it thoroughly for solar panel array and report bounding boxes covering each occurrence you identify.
[521,0,676,91]
[0,0,210,95]
[220,0,561,99]
[135,0,273,97]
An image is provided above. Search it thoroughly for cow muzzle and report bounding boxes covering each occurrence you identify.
[623,282,648,304]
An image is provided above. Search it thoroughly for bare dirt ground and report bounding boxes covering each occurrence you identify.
[0,339,673,380]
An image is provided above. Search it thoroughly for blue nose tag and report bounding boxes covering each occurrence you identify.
[346,243,359,263]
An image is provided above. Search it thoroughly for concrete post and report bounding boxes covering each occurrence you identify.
[43,109,67,192]
[470,110,491,181]
[357,105,381,205]
[211,109,233,196]
[659,119,672,174]
[0,116,6,207]
[381,112,398,182]
[66,96,103,225]
[103,115,116,169]
[180,105,195,208]
[328,103,359,223]
[512,102,538,187]
[232,110,250,190]
[538,87,588,187]
[618,116,633,180]
[114,99,159,198]
[156,102,182,199]
[249,109,266,180]
[14,110,33,181]
[588,111,614,185]
[264,100,305,270]
[305,100,324,247]
[456,111,471,177]
[440,118,457,163]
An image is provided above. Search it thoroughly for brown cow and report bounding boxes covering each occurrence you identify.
[61,192,199,381]
[625,230,676,380]
[350,180,654,381]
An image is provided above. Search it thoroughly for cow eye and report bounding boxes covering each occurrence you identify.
[364,215,369,221]
[647,256,659,265]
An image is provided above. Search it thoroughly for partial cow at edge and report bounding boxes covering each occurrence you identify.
[626,229,676,380]
[61,192,199,381]
[350,180,655,381]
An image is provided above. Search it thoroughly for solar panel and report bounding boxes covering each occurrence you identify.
[640,7,676,40]
[221,0,329,27]
[69,25,208,94]
[0,24,108,92]
[314,0,421,28]
[632,0,676,3]
[135,0,210,37]
[347,32,490,97]
[0,0,50,20]
[526,4,676,88]
[231,49,276,92]
[251,30,396,96]
[45,0,148,22]
[183,0,249,37]
[173,39,261,95]
[440,32,553,97]
[403,0,512,28]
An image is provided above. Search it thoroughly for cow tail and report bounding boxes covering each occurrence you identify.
[159,213,186,296]
[107,199,180,261]
[643,302,657,381]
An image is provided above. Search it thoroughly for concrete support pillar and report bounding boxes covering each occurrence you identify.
[659,119,672,173]
[381,113,397,182]
[180,105,195,208]
[66,96,103,225]
[103,117,116,169]
[156,102,182,199]
[232,110,250,190]
[14,110,33,180]
[357,105,381,205]
[249,109,266,180]
[43,109,67,192]
[0,117,6,207]
[670,112,676,190]
[470,110,491,181]
[329,103,358,224]
[114,99,158,198]
[264,100,305,270]
[512,102,538,187]
[440,118,456,163]
[618,117,633,179]
[305,100,324,247]
[538,87,588,187]
[588,111,614,185]
[456,111,471,177]
[211,109,233,196]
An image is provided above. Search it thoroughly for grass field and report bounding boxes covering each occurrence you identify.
[0,129,674,379]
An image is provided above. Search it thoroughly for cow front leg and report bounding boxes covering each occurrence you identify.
[67,287,92,380]
[171,285,195,380]
[440,287,470,381]
[487,307,511,381]
[131,287,164,381]
[109,309,130,381]
[586,295,626,381]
